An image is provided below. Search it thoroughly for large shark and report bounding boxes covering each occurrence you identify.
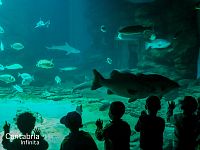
[91,69,179,102]
[46,42,80,55]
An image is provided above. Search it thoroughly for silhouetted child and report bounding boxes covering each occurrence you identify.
[197,97,200,120]
[135,96,165,150]
[60,111,98,150]
[95,101,131,150]
[167,96,200,150]
[2,112,48,150]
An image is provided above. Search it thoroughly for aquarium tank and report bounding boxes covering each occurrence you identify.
[0,0,199,149]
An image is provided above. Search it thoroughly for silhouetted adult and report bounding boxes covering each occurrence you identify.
[167,96,200,150]
[135,96,165,150]
[2,112,48,150]
[60,111,98,150]
[95,101,131,150]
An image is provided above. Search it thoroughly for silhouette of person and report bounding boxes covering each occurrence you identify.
[2,112,48,150]
[135,96,165,150]
[60,111,98,150]
[197,97,200,120]
[95,101,131,150]
[167,96,200,150]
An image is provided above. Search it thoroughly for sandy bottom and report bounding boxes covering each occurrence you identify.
[0,87,176,150]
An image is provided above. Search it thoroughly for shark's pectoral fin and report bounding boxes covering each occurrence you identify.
[107,89,114,95]
[128,98,137,103]
[127,89,137,95]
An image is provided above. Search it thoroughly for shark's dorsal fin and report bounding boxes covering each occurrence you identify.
[110,70,122,79]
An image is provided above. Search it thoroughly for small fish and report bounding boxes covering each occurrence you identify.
[0,74,16,84]
[18,73,33,80]
[22,78,33,85]
[35,18,50,28]
[100,25,106,33]
[0,64,4,70]
[11,43,24,51]
[59,67,77,71]
[0,40,4,51]
[0,26,4,33]
[36,59,54,69]
[5,64,23,70]
[105,57,112,65]
[145,39,171,50]
[13,84,23,93]
[149,33,156,41]
[18,73,34,85]
[55,76,61,85]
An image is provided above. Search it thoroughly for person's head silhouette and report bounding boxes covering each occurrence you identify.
[180,96,198,115]
[109,101,125,120]
[145,96,161,115]
[16,112,36,134]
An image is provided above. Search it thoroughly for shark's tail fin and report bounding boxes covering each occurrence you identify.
[91,69,105,90]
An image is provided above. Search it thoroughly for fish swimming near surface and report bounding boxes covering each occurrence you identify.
[145,39,171,50]
[46,42,80,55]
[0,74,16,84]
[91,69,179,102]
[5,64,23,70]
